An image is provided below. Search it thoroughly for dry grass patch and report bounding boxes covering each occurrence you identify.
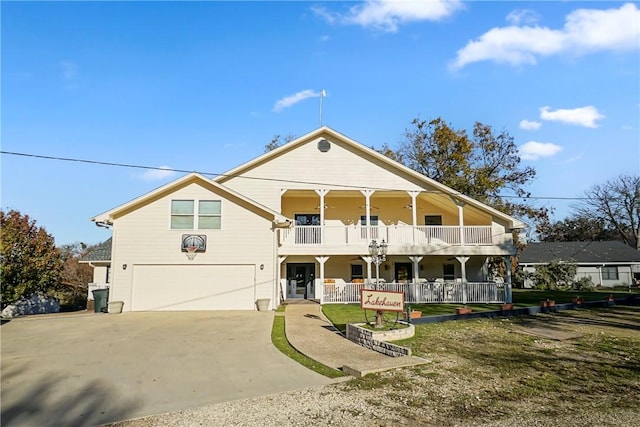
[334,306,640,426]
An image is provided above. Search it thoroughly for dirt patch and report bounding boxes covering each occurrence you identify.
[514,326,583,340]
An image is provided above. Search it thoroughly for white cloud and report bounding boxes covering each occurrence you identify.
[451,3,640,69]
[539,105,605,128]
[273,89,321,113]
[519,141,563,160]
[312,0,463,32]
[519,119,542,130]
[140,166,176,181]
[60,60,78,80]
[506,9,539,26]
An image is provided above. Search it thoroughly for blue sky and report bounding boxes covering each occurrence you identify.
[2,1,639,246]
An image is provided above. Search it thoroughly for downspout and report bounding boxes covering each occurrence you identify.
[598,264,604,287]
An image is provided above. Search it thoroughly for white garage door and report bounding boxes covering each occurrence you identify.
[131,265,255,311]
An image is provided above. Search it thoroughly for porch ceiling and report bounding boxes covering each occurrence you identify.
[281,189,492,224]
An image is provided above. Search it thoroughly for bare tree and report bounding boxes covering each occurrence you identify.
[574,174,640,249]
[264,134,296,152]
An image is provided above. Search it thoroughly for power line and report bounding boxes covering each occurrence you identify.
[1,150,592,201]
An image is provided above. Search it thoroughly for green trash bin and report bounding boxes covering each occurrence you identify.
[92,288,109,313]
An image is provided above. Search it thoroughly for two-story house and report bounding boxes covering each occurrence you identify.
[91,127,524,311]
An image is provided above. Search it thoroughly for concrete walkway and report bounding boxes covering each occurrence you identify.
[284,301,427,377]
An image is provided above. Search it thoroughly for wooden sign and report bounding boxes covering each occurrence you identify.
[360,289,405,312]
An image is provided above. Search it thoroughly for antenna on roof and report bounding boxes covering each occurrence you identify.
[319,89,326,126]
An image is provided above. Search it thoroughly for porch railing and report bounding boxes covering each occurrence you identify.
[281,225,494,246]
[322,281,505,304]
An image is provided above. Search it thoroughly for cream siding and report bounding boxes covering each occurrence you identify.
[109,182,275,311]
[222,137,428,210]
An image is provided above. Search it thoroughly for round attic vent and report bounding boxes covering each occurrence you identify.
[317,139,331,152]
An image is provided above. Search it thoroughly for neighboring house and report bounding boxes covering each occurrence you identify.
[90,127,525,312]
[79,238,112,300]
[519,241,640,288]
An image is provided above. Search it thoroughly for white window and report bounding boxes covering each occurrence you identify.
[602,266,618,280]
[171,200,221,230]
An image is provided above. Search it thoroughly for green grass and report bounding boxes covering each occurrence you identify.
[270,313,345,379]
[322,289,638,333]
[512,288,636,306]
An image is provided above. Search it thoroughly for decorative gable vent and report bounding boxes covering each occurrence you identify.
[317,139,331,152]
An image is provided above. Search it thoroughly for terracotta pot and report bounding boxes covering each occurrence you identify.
[409,311,422,319]
[572,298,584,305]
[540,300,555,308]
[501,303,514,311]
[456,307,472,315]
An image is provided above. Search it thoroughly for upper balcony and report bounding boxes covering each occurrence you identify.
[279,224,499,248]
[277,189,515,254]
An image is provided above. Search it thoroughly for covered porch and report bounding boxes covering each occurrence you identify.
[278,253,513,305]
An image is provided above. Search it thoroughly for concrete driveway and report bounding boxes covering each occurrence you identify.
[1,311,333,426]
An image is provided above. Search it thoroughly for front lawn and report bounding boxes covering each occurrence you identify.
[339,306,640,425]
[316,291,640,424]
[323,289,637,333]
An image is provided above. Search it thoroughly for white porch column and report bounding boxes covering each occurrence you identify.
[456,256,469,304]
[362,256,373,286]
[315,256,329,302]
[452,197,465,245]
[360,189,375,241]
[409,256,423,283]
[315,189,329,244]
[277,256,287,302]
[503,256,513,303]
[408,191,419,245]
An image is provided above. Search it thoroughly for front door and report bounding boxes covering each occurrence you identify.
[395,263,413,283]
[286,263,315,299]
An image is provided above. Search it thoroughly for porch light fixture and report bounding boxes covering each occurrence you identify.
[368,239,387,290]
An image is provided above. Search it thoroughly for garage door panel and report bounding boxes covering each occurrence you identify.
[132,265,255,311]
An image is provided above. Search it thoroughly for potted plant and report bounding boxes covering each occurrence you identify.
[572,296,584,305]
[540,299,555,308]
[500,303,514,311]
[455,306,472,315]
[409,310,422,319]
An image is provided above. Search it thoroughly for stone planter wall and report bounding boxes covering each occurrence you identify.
[346,323,413,357]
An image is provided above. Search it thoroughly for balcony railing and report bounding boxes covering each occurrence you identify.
[280,225,494,246]
[322,281,506,304]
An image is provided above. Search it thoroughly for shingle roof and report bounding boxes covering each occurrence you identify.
[81,238,112,262]
[519,241,640,264]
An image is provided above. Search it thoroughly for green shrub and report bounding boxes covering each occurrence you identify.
[572,276,595,291]
[529,260,577,291]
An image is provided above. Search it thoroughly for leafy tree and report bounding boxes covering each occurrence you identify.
[538,214,620,242]
[0,209,63,308]
[385,117,549,226]
[56,242,94,310]
[573,174,640,249]
[264,134,296,152]
[59,241,93,288]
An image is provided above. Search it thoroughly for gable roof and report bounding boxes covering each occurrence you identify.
[91,173,289,225]
[214,126,526,230]
[519,241,640,264]
[80,238,112,262]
